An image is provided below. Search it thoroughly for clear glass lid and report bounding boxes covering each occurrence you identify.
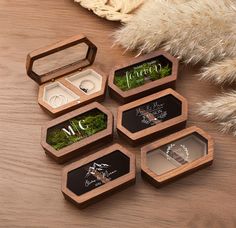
[147,132,208,175]
[32,42,89,76]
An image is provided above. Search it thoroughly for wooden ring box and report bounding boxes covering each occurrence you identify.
[117,88,188,146]
[26,35,107,117]
[62,143,136,208]
[41,102,113,163]
[141,126,214,187]
[108,50,179,104]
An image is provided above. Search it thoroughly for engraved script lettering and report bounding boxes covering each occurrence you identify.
[136,102,167,125]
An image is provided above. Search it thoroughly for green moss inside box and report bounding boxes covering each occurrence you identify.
[46,109,107,151]
[114,58,172,91]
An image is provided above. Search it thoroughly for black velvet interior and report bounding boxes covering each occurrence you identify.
[122,95,182,133]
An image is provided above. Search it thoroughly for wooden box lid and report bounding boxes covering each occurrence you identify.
[117,88,188,145]
[26,34,97,85]
[108,50,179,103]
[61,143,136,208]
[141,126,214,187]
[41,102,113,163]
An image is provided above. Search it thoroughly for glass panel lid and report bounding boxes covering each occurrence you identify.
[26,35,97,84]
[147,132,208,175]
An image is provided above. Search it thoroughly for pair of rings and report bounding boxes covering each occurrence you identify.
[49,94,68,108]
[48,79,95,107]
[79,79,95,93]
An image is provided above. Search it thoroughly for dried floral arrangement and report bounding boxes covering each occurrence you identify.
[114,60,171,91]
[114,0,236,135]
[47,110,107,150]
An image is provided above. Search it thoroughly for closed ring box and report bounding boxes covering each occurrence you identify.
[108,50,179,104]
[41,102,113,163]
[141,126,214,187]
[117,88,188,146]
[61,143,136,208]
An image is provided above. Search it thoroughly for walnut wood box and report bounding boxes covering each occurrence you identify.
[26,34,108,117]
[141,126,214,187]
[117,88,188,146]
[61,143,136,208]
[108,50,179,104]
[41,102,113,163]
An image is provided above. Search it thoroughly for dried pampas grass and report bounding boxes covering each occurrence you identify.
[200,58,236,85]
[198,91,236,135]
[114,0,236,65]
[114,0,236,135]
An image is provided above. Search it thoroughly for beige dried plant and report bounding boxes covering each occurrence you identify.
[114,0,236,65]
[198,91,236,135]
[199,58,236,85]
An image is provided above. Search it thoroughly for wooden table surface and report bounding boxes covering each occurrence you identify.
[1,1,236,227]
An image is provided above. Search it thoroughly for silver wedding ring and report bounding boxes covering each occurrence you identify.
[79,79,95,93]
[49,94,68,108]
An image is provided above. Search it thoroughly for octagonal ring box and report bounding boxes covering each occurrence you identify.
[117,88,188,146]
[141,126,214,187]
[26,34,107,117]
[41,102,113,164]
[62,143,136,208]
[108,50,179,104]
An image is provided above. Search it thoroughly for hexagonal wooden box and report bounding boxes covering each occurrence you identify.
[41,102,113,163]
[108,50,179,104]
[61,143,136,208]
[141,126,214,187]
[26,34,108,117]
[117,88,188,146]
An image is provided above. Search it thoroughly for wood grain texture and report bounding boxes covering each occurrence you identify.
[0,1,236,227]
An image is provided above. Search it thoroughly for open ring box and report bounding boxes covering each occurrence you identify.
[41,102,113,163]
[26,35,107,117]
[108,50,179,104]
[117,88,188,146]
[141,126,214,187]
[61,143,136,208]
